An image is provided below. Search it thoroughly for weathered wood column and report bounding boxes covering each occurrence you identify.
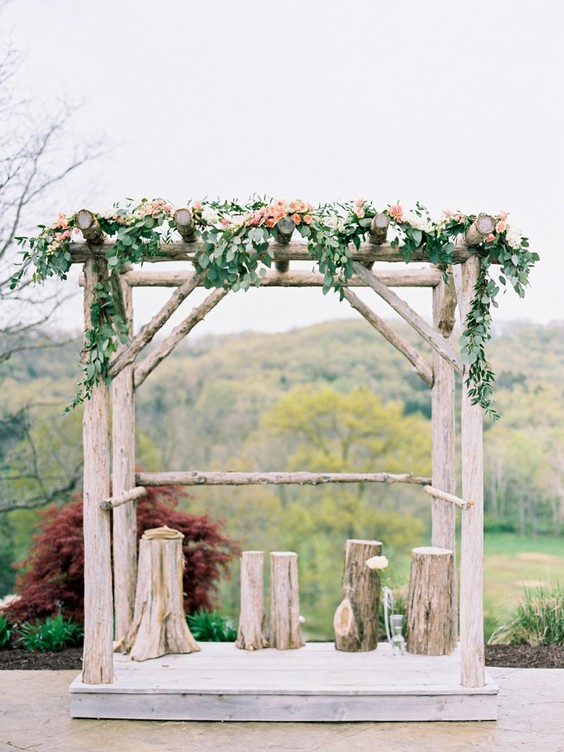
[431,271,458,651]
[459,256,485,687]
[82,257,114,684]
[112,278,137,646]
[269,552,304,650]
[236,551,268,650]
[334,539,382,652]
[406,546,455,655]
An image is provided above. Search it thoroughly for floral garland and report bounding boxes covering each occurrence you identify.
[11,198,538,417]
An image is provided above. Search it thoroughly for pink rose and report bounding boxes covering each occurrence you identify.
[485,233,495,242]
[389,204,403,222]
[291,213,302,225]
[303,214,313,225]
[191,200,202,211]
[356,207,365,219]
[495,220,506,233]
[500,211,508,221]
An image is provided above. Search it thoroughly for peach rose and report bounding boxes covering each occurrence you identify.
[356,207,365,219]
[389,204,403,221]
[485,233,495,242]
[291,213,302,225]
[191,200,202,211]
[303,214,313,224]
[496,220,506,233]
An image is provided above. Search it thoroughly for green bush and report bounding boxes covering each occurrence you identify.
[187,609,237,642]
[0,614,11,648]
[489,583,564,646]
[15,613,83,652]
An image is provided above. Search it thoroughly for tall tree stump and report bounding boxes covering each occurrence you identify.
[269,552,304,650]
[334,539,382,652]
[123,526,200,661]
[406,546,455,655]
[236,551,268,650]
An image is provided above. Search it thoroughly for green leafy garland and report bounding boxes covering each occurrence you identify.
[11,198,538,417]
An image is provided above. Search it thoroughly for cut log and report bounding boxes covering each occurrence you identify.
[269,552,304,650]
[334,539,382,652]
[136,470,431,487]
[122,526,200,661]
[406,546,455,656]
[235,551,268,651]
[465,214,495,246]
[276,216,296,244]
[173,208,195,242]
[76,209,105,244]
[369,213,390,245]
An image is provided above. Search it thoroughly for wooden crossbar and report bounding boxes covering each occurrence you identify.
[100,486,147,511]
[424,485,472,510]
[136,471,432,487]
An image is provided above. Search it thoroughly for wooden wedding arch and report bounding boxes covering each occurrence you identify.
[70,207,496,716]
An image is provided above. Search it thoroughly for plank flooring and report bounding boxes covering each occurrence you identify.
[69,642,499,722]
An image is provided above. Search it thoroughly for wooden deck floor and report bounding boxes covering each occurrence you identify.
[69,642,499,722]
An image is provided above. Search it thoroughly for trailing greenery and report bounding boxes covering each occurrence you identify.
[15,613,83,651]
[186,609,237,642]
[489,583,564,646]
[10,198,537,416]
[0,613,12,648]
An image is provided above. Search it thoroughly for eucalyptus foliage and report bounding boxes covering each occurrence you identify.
[11,198,538,416]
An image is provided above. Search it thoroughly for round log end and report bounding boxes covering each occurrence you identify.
[412,546,453,556]
[276,216,296,244]
[76,209,96,230]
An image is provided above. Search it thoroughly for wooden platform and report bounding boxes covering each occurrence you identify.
[69,642,498,722]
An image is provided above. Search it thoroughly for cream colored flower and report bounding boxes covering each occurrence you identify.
[365,555,389,570]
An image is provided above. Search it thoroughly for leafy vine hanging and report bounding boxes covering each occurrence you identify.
[11,198,538,417]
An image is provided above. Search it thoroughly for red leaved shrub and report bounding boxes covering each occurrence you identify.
[4,486,239,624]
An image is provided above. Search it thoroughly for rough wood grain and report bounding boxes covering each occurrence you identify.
[431,276,458,649]
[111,279,137,646]
[76,209,104,244]
[465,214,495,246]
[352,261,464,375]
[108,271,206,377]
[122,268,442,288]
[424,486,470,510]
[275,216,295,244]
[235,551,268,651]
[122,527,200,661]
[269,552,304,650]
[369,213,390,245]
[406,547,455,656]
[134,288,228,388]
[459,256,485,688]
[82,258,114,684]
[343,287,433,387]
[100,486,147,511]
[173,208,195,242]
[136,470,432,487]
[71,238,498,265]
[334,539,382,652]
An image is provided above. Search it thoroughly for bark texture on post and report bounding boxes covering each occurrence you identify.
[334,539,382,652]
[406,546,455,656]
[235,551,268,651]
[123,527,200,662]
[459,256,485,687]
[112,279,137,647]
[82,258,114,685]
[269,552,304,650]
[431,276,458,651]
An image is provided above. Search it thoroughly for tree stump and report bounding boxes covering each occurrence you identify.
[406,546,455,655]
[269,552,304,650]
[122,526,200,661]
[235,551,268,650]
[334,539,382,652]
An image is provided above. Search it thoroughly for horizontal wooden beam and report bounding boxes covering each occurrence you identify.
[70,238,493,266]
[424,485,472,510]
[100,486,147,511]
[136,471,432,487]
[121,268,442,288]
[351,262,464,376]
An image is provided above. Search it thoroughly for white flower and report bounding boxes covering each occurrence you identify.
[324,214,345,232]
[365,555,389,570]
[202,207,220,224]
[505,226,523,250]
[403,211,432,233]
[98,208,115,219]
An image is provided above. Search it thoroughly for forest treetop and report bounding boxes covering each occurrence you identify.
[10,197,538,416]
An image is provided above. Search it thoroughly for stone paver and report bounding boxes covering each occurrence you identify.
[0,668,563,752]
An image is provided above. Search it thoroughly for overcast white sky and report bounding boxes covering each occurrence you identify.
[5,0,564,336]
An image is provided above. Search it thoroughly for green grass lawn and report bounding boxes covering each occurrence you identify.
[483,532,564,639]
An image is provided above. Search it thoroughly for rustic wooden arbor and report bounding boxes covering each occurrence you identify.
[76,211,489,701]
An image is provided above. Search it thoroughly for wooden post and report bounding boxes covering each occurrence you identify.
[235,551,268,650]
[112,279,137,646]
[269,552,304,650]
[82,258,114,684]
[334,539,382,652]
[431,274,457,651]
[123,527,200,661]
[406,547,455,655]
[459,255,485,687]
